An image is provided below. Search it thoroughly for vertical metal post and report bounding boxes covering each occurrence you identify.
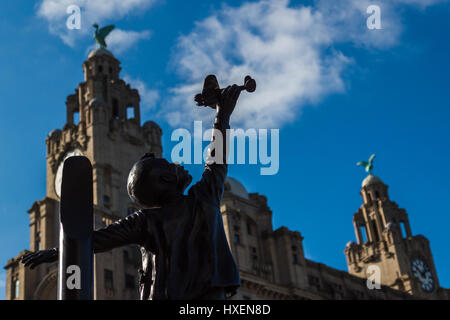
[58,156,93,300]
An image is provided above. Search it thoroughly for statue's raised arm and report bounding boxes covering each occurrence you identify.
[190,75,256,206]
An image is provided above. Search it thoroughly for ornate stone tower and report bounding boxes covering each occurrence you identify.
[345,173,446,298]
[4,47,162,300]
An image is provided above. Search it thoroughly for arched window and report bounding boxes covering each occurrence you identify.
[360,225,368,243]
[250,246,258,262]
[112,98,119,119]
[104,269,113,289]
[399,221,407,238]
[73,111,80,125]
[246,220,253,235]
[371,220,380,242]
[103,195,111,209]
[292,245,298,264]
[12,278,20,299]
[103,167,112,185]
[126,105,135,119]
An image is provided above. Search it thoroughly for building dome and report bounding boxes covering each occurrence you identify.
[49,129,62,139]
[362,174,383,187]
[346,241,357,249]
[88,47,114,59]
[224,177,249,200]
[88,97,106,108]
[143,121,161,130]
[384,222,397,232]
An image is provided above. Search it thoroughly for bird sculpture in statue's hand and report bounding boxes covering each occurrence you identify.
[357,154,376,174]
[93,23,115,49]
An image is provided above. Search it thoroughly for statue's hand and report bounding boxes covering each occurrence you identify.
[217,84,241,120]
[21,248,58,269]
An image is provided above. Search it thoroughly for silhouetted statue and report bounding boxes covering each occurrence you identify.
[93,23,115,49]
[22,76,256,300]
[357,154,376,174]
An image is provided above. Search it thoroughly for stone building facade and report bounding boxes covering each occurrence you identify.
[4,48,162,300]
[4,50,449,300]
[222,177,449,300]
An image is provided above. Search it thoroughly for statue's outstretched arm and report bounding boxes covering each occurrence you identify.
[93,211,147,253]
[22,248,58,269]
[22,211,147,269]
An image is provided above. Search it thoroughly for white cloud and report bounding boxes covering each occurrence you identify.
[396,0,448,6]
[315,0,401,49]
[107,29,151,54]
[124,75,159,112]
[37,0,156,49]
[165,0,447,129]
[167,0,351,128]
[0,271,5,290]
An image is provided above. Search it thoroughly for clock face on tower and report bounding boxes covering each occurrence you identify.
[411,258,435,292]
[54,149,84,198]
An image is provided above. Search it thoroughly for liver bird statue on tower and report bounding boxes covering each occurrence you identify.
[357,154,376,174]
[93,23,115,49]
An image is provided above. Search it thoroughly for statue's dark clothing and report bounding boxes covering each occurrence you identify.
[91,119,240,300]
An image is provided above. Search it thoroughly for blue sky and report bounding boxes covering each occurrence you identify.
[1,0,450,299]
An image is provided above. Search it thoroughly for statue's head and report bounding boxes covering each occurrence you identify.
[127,153,192,209]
